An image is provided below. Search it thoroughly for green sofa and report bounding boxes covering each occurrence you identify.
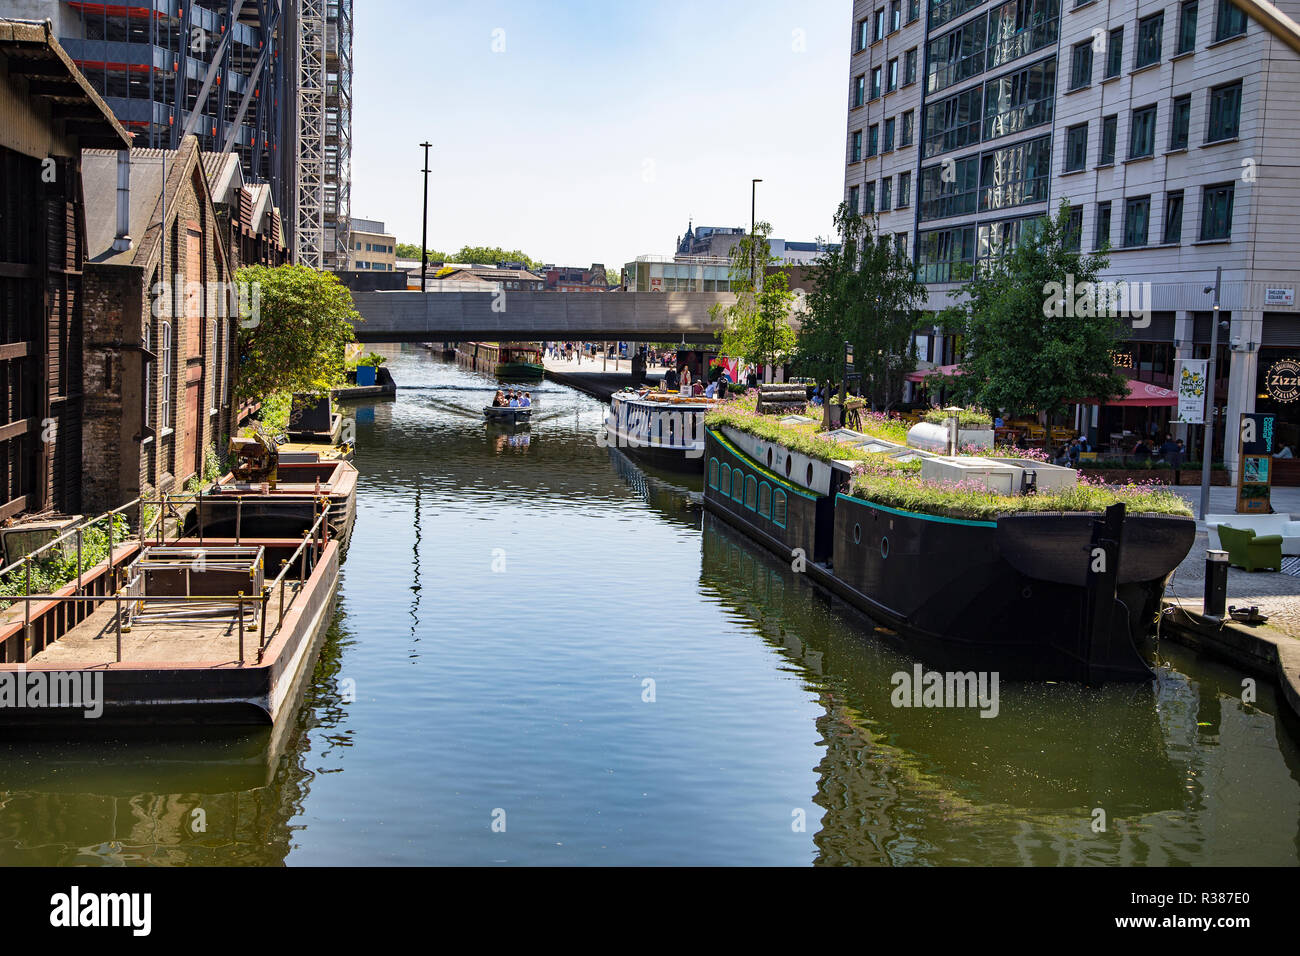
[1217,524,1283,572]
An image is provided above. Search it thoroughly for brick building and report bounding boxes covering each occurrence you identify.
[0,18,129,520]
[202,151,288,271]
[80,135,238,513]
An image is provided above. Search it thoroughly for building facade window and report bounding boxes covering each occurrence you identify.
[901,110,915,146]
[908,0,921,23]
[854,75,866,107]
[1065,122,1088,171]
[904,48,918,85]
[1200,182,1234,240]
[888,58,899,92]
[1100,114,1118,164]
[849,185,861,214]
[160,320,172,429]
[875,8,886,41]
[1129,105,1157,158]
[1170,94,1191,148]
[931,0,984,30]
[1070,40,1093,89]
[1207,80,1242,141]
[882,176,893,211]
[884,117,896,151]
[920,156,979,221]
[1178,1,1199,53]
[864,181,877,214]
[1123,196,1151,246]
[1095,200,1112,249]
[979,134,1052,211]
[1105,27,1124,77]
[1215,0,1246,41]
[891,0,902,32]
[927,16,987,95]
[923,85,983,157]
[1163,190,1184,243]
[898,170,912,206]
[869,124,880,155]
[852,130,863,162]
[857,18,870,51]
[916,225,976,283]
[1065,204,1084,250]
[987,0,1060,70]
[1136,12,1164,68]
[982,56,1056,142]
[871,66,883,99]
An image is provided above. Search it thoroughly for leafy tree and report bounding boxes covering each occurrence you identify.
[793,203,927,410]
[452,246,543,270]
[395,242,449,261]
[234,265,360,402]
[605,268,621,288]
[938,201,1128,418]
[711,221,797,372]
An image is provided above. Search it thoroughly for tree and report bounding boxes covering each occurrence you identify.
[234,265,361,402]
[793,203,928,409]
[711,220,797,373]
[452,246,543,270]
[395,242,449,261]
[605,268,621,288]
[938,201,1128,419]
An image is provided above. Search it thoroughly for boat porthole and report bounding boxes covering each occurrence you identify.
[1022,586,1033,599]
[806,463,814,485]
[853,523,862,544]
[880,536,890,559]
[767,447,773,467]
[785,457,792,478]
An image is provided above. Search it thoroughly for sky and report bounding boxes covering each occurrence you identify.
[350,0,850,268]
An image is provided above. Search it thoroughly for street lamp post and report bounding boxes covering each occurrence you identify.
[420,141,432,292]
[751,178,762,380]
[1199,266,1223,521]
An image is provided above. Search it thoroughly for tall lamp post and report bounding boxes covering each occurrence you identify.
[1199,266,1223,521]
[420,141,433,291]
[751,178,762,379]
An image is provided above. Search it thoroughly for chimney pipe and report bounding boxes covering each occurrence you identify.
[112,149,131,253]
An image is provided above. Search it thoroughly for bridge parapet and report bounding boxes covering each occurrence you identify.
[349,290,743,343]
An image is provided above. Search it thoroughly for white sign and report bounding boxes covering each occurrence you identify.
[1265,287,1295,306]
[1175,359,1208,424]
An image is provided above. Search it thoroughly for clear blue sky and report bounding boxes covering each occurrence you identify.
[351,0,849,267]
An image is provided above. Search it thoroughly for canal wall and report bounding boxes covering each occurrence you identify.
[1161,602,1300,719]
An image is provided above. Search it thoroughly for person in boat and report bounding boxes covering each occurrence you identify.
[704,377,721,399]
[664,365,679,390]
[679,365,692,395]
[520,392,532,408]
[492,390,507,407]
[691,379,705,397]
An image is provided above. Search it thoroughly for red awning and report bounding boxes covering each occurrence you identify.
[904,363,965,383]
[1074,379,1177,407]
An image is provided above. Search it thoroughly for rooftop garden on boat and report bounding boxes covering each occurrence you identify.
[705,398,1192,520]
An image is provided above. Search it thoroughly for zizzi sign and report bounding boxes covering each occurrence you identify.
[1265,358,1300,404]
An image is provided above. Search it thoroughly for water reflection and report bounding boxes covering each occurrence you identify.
[698,512,1300,865]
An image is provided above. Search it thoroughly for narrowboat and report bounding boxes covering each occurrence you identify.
[279,393,354,461]
[703,419,1196,683]
[456,342,545,380]
[605,390,723,473]
[0,499,341,726]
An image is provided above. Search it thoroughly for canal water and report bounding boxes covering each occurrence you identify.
[1,345,1299,865]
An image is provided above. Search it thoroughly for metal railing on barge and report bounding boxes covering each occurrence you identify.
[0,493,334,667]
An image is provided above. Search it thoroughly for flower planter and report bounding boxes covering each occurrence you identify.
[1080,468,1230,486]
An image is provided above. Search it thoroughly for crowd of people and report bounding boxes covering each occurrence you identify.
[491,389,532,408]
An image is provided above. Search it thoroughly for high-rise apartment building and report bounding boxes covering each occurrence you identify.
[844,0,1300,471]
[15,0,352,269]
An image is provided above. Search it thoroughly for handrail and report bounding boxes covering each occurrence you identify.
[1,493,334,666]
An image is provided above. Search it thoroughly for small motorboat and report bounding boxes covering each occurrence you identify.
[483,405,532,425]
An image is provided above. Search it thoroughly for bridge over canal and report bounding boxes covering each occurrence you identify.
[349,291,753,344]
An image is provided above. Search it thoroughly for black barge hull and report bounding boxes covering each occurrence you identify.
[704,427,1195,683]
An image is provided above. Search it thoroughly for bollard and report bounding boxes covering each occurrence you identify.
[1205,549,1229,619]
